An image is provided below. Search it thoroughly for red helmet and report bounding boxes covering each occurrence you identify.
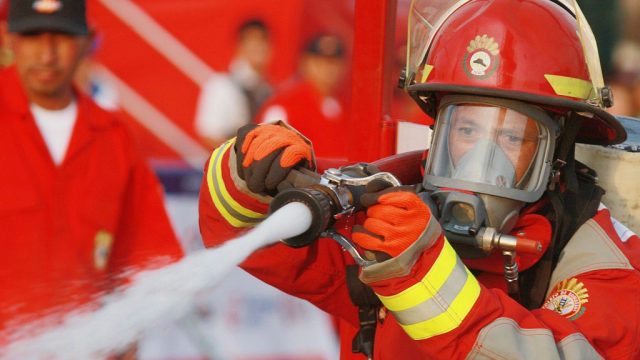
[403,0,626,145]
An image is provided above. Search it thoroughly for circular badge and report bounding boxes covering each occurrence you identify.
[463,34,500,80]
[469,50,492,76]
[543,290,582,317]
[542,278,589,320]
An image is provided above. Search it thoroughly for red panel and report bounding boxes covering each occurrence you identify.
[88,2,202,159]
[349,0,398,162]
[116,110,180,160]
[126,0,305,83]
[85,0,354,162]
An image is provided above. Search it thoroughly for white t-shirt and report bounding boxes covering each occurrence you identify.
[194,73,250,142]
[30,101,78,166]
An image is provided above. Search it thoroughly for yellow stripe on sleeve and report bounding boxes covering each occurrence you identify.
[206,140,265,227]
[400,268,480,340]
[378,240,458,312]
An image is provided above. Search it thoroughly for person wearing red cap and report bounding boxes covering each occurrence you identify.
[0,0,183,340]
[200,1,640,359]
[257,33,349,169]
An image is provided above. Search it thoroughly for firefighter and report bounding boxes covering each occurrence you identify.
[200,0,640,358]
[0,0,183,341]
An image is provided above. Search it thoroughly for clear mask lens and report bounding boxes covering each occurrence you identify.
[425,101,554,203]
[447,105,540,189]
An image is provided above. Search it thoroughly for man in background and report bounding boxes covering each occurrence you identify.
[257,33,348,167]
[194,18,273,149]
[0,0,183,343]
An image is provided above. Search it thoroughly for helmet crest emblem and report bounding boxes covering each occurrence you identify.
[463,35,500,79]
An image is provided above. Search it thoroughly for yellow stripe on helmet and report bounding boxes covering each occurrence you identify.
[544,74,594,100]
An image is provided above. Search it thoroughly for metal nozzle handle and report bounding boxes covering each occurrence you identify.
[321,229,377,268]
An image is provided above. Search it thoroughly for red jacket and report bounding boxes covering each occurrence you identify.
[0,67,184,333]
[200,139,640,359]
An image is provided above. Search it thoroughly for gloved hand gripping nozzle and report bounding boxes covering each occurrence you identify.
[269,166,402,267]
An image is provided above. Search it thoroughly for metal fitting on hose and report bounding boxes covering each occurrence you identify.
[268,167,402,266]
[268,187,334,248]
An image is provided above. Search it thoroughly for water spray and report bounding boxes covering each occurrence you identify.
[2,202,313,360]
[2,153,420,359]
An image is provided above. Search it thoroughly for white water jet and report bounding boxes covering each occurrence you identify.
[2,202,313,360]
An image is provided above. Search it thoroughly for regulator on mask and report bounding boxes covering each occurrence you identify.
[423,96,558,259]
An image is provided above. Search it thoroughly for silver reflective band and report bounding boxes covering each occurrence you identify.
[467,318,603,360]
[392,256,469,325]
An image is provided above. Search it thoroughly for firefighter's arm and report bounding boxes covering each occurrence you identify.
[351,187,630,359]
[198,123,361,325]
[199,121,315,247]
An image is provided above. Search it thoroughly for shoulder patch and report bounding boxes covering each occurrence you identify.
[543,278,589,321]
[549,218,632,288]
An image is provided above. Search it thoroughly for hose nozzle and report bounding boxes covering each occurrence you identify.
[268,167,402,265]
[269,187,334,248]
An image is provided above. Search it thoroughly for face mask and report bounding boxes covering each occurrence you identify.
[429,140,523,258]
[451,139,516,188]
[423,96,558,259]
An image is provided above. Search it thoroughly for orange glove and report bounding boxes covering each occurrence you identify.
[235,123,314,195]
[352,182,432,258]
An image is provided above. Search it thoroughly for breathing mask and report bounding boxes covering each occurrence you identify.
[424,95,558,258]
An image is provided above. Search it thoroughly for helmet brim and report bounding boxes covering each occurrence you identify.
[408,83,627,146]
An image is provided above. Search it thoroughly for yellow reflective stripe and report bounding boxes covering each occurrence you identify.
[544,74,593,100]
[375,239,481,340]
[378,240,458,312]
[400,268,480,340]
[421,64,434,83]
[206,140,265,227]
[213,140,265,219]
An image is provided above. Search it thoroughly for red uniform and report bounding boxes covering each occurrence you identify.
[257,79,349,168]
[200,139,640,359]
[0,67,183,333]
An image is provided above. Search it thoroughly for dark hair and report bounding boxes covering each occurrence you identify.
[237,18,269,40]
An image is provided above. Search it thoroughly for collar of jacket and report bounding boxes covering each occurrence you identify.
[0,66,114,131]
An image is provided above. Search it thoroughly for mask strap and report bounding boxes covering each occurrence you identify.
[559,113,583,191]
[520,112,586,308]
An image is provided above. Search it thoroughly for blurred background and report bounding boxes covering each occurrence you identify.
[1,0,639,359]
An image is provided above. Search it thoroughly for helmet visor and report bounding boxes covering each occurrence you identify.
[425,97,556,202]
[405,0,471,88]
